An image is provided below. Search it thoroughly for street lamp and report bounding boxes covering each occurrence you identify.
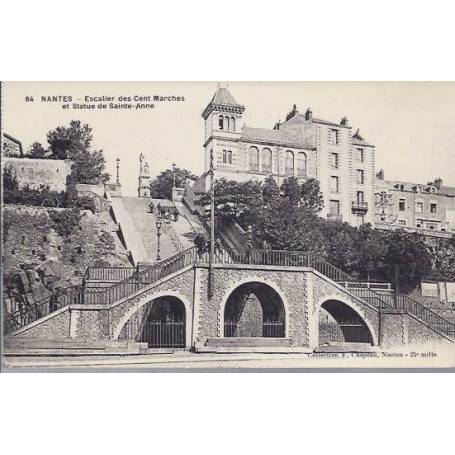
[116,158,120,184]
[172,162,177,188]
[156,219,162,261]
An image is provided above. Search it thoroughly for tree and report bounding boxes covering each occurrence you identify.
[382,231,432,293]
[262,175,280,205]
[195,178,262,221]
[149,167,196,200]
[430,238,455,281]
[255,198,327,254]
[300,178,324,214]
[28,142,48,159]
[280,177,301,205]
[46,120,110,184]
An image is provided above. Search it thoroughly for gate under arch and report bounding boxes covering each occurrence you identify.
[119,296,186,348]
[223,282,286,338]
[319,299,374,345]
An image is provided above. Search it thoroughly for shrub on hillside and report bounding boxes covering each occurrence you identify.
[48,208,82,237]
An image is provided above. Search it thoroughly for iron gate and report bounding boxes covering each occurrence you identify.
[139,321,185,348]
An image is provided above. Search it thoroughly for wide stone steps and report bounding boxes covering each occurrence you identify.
[4,336,149,356]
[204,337,292,347]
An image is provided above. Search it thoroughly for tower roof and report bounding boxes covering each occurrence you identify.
[210,87,241,106]
[202,86,245,118]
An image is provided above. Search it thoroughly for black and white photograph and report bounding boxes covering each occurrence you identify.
[1,81,455,370]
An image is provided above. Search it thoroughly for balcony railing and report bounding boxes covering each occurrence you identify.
[352,201,368,213]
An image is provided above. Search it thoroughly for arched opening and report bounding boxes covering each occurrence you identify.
[262,148,272,174]
[285,150,294,176]
[296,152,307,177]
[225,116,230,131]
[319,300,373,346]
[223,282,285,338]
[249,146,259,172]
[231,116,236,131]
[219,115,224,130]
[119,296,186,348]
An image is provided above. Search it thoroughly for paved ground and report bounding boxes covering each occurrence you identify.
[3,350,452,370]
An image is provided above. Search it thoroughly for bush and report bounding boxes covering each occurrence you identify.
[3,167,96,212]
[48,208,82,237]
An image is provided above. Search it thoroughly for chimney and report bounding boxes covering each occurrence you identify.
[286,104,299,122]
[340,116,349,126]
[376,169,385,180]
[305,107,313,121]
[434,177,443,189]
[273,120,281,130]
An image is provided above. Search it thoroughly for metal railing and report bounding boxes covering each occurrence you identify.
[5,244,455,341]
[393,294,455,339]
[4,285,85,334]
[85,266,136,282]
[83,247,197,305]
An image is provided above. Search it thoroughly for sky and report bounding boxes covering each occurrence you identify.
[3,81,455,196]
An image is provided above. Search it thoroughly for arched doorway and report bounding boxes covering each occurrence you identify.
[223,282,285,338]
[119,296,186,348]
[319,299,373,346]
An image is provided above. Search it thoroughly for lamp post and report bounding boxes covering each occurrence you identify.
[172,162,177,188]
[116,158,120,184]
[156,219,162,261]
[208,149,215,298]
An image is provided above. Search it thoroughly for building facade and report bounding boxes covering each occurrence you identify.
[200,87,376,226]
[374,172,455,236]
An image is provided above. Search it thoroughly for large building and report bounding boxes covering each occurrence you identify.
[198,86,376,226]
[374,172,455,236]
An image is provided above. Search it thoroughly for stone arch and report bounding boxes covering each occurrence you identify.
[219,276,290,338]
[113,290,192,348]
[315,294,378,346]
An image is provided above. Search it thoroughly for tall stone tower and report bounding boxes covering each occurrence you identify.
[138,153,151,197]
[202,84,245,173]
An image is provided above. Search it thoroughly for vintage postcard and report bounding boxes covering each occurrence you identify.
[1,81,455,370]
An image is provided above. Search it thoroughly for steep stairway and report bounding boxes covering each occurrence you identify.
[120,197,178,263]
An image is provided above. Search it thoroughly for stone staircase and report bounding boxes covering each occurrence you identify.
[3,336,149,356]
[120,197,179,263]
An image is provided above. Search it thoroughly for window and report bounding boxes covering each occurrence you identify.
[222,149,227,164]
[330,176,339,193]
[296,152,307,177]
[399,198,406,211]
[227,150,232,165]
[330,153,339,168]
[416,202,423,213]
[357,169,365,184]
[357,191,364,204]
[249,147,259,172]
[285,150,294,176]
[398,220,406,226]
[231,116,236,132]
[330,200,340,215]
[430,203,437,213]
[262,148,272,174]
[219,115,224,130]
[357,148,364,162]
[225,116,230,131]
[329,129,340,145]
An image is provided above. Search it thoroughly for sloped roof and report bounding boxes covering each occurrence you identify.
[210,87,242,107]
[241,127,305,148]
[440,186,455,197]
